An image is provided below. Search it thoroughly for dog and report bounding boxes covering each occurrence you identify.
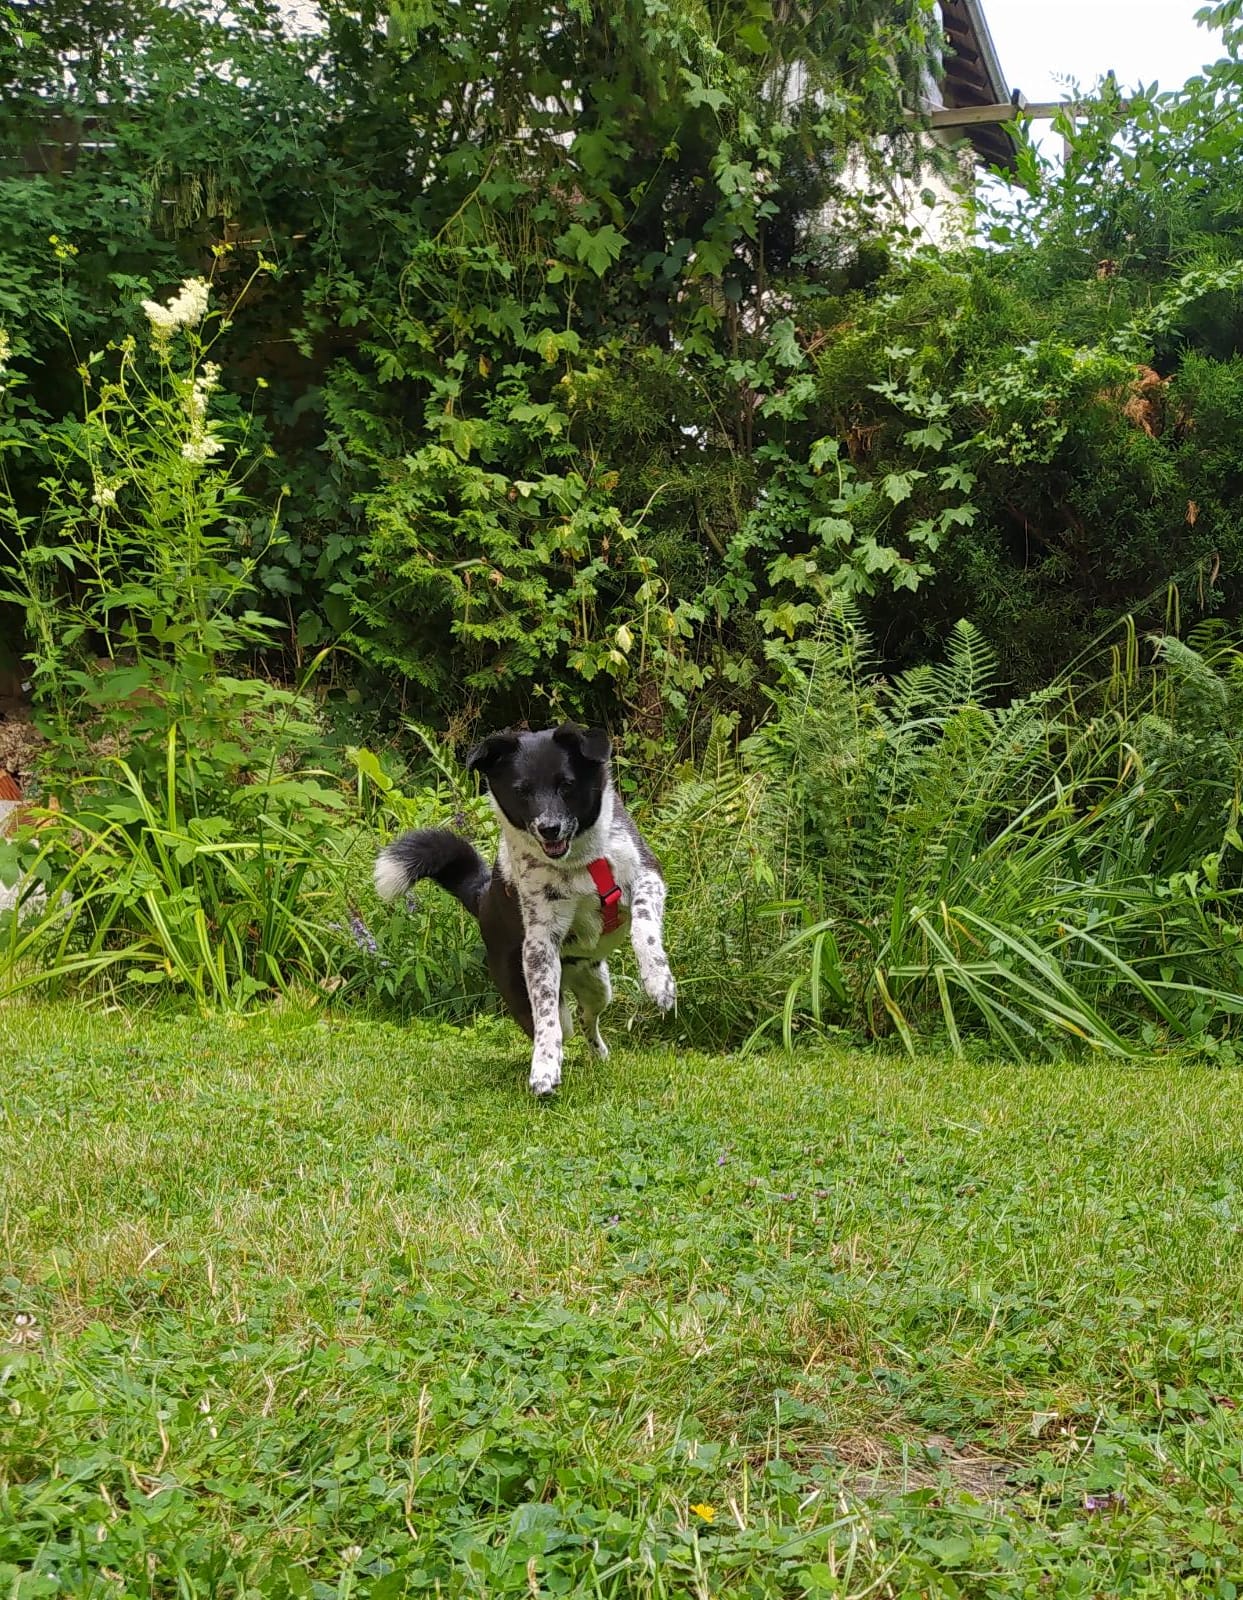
[374,724,675,1094]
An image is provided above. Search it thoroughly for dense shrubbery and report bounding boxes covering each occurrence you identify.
[0,0,946,734]
[6,0,1243,1059]
[5,2,1243,727]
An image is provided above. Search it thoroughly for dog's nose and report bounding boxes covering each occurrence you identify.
[535,821,562,841]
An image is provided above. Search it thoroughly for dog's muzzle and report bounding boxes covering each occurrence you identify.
[533,820,575,859]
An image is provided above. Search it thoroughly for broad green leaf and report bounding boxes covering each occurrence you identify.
[883,470,925,504]
[769,318,803,369]
[557,223,626,278]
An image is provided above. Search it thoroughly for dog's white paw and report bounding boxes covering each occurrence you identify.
[644,965,676,1013]
[590,1031,610,1061]
[529,1055,562,1097]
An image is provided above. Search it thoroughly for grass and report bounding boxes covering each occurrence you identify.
[3,1008,1243,1597]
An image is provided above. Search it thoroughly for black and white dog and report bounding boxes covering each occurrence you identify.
[374,724,675,1094]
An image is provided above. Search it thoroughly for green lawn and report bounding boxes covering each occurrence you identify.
[3,1008,1243,1598]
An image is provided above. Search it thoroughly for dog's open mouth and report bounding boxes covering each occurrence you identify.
[540,838,570,859]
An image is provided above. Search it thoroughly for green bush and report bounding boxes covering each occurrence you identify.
[0,0,965,734]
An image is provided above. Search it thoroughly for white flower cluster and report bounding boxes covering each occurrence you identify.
[181,360,224,464]
[182,433,225,464]
[0,326,10,394]
[90,479,121,509]
[141,277,211,339]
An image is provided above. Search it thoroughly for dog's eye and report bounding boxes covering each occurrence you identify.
[514,782,533,799]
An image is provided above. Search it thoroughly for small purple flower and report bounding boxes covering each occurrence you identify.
[1083,1491,1126,1514]
[605,1213,620,1227]
[716,1154,728,1166]
[779,1192,796,1202]
[404,892,418,916]
[348,908,379,955]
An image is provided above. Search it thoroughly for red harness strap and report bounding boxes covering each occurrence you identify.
[587,857,624,934]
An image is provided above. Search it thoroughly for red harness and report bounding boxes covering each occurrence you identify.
[587,858,624,934]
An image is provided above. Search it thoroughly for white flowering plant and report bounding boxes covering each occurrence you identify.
[0,259,291,777]
[0,260,357,1007]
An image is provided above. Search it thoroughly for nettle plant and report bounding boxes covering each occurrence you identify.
[0,265,355,1005]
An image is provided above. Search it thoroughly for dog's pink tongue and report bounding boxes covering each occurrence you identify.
[542,839,569,858]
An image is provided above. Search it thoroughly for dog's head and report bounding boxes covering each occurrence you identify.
[466,724,611,860]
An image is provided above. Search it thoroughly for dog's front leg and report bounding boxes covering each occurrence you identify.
[523,929,565,1096]
[630,871,676,1012]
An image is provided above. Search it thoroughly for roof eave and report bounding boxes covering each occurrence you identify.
[956,0,1010,106]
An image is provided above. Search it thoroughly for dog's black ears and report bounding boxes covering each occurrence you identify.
[553,723,611,765]
[465,731,520,779]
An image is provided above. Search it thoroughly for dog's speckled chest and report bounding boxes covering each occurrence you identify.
[563,893,631,960]
[501,823,639,963]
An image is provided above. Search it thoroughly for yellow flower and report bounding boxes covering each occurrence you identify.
[689,1503,715,1523]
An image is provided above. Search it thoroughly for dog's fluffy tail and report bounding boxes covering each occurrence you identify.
[374,830,491,918]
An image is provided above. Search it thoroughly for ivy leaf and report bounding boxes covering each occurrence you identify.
[892,564,918,592]
[689,237,733,278]
[759,600,817,637]
[558,222,626,278]
[769,318,803,368]
[768,552,819,586]
[810,516,853,546]
[681,70,728,112]
[352,747,393,793]
[861,539,898,573]
[375,351,407,384]
[906,518,940,549]
[510,401,566,436]
[713,156,753,196]
[938,463,977,492]
[572,129,628,176]
[529,327,582,362]
[904,422,951,451]
[882,470,925,504]
[439,415,489,459]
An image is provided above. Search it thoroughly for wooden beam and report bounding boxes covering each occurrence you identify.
[945,69,994,99]
[926,99,1132,129]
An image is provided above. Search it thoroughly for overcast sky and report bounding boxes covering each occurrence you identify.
[984,0,1224,102]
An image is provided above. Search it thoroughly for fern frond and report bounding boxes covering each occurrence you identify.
[934,619,998,710]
